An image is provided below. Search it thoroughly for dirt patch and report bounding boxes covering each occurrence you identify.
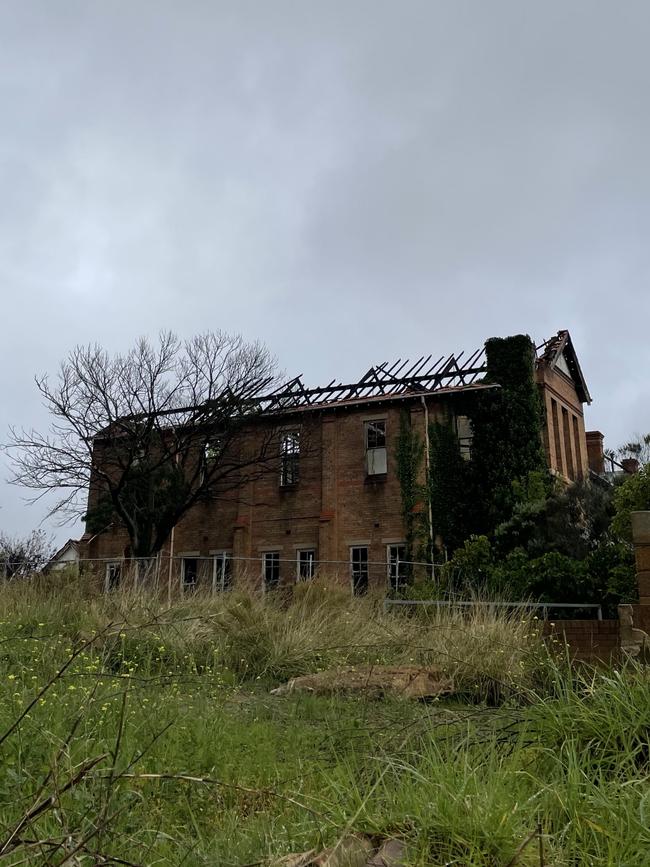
[270,665,453,700]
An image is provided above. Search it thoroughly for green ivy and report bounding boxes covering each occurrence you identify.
[468,334,547,532]
[428,420,472,554]
[395,410,426,571]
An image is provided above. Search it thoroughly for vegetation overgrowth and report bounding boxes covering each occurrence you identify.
[0,577,647,865]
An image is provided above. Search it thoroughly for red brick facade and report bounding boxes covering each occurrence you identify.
[84,332,592,593]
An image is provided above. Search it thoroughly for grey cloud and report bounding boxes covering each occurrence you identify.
[1,0,649,540]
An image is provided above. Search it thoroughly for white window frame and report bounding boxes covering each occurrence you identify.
[364,419,387,476]
[296,549,316,581]
[211,551,232,593]
[180,553,200,593]
[262,551,280,589]
[386,543,407,592]
[350,546,369,595]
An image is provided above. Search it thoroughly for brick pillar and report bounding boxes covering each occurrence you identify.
[632,511,650,605]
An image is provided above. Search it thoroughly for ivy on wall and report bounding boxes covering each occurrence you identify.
[395,410,426,568]
[395,334,549,565]
[467,334,548,533]
[428,420,473,554]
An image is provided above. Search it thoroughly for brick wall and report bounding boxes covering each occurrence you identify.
[543,619,620,662]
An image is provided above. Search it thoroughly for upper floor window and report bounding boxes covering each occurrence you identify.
[280,431,300,486]
[365,420,387,475]
[456,415,473,462]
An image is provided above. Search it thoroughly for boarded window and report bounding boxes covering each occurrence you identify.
[365,420,387,475]
[280,432,300,486]
[350,546,369,595]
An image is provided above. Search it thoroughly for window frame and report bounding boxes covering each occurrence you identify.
[296,549,316,581]
[181,556,199,593]
[386,543,408,592]
[350,546,369,595]
[211,551,232,592]
[279,430,300,487]
[105,561,122,593]
[262,551,281,589]
[364,419,387,476]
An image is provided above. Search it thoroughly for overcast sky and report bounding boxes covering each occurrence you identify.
[1,1,649,544]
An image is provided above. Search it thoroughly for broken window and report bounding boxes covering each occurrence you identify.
[365,420,387,475]
[212,552,232,592]
[263,551,280,589]
[280,431,300,486]
[204,437,222,465]
[456,415,473,461]
[350,546,369,595]
[297,549,316,581]
[387,544,408,592]
[182,557,198,592]
[105,561,121,592]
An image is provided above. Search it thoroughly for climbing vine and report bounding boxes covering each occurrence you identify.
[395,335,549,561]
[427,420,473,554]
[395,411,426,569]
[468,334,548,532]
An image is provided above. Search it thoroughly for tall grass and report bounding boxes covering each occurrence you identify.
[0,575,643,865]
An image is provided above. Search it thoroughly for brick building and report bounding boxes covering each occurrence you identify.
[83,329,598,594]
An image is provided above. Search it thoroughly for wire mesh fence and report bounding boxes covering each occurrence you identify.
[0,553,607,619]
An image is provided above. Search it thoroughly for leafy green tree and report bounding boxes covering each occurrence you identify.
[612,465,650,542]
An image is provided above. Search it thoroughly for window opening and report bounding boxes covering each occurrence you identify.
[280,431,300,486]
[387,544,408,592]
[263,551,280,589]
[297,549,316,581]
[365,420,387,475]
[212,552,232,592]
[350,546,369,595]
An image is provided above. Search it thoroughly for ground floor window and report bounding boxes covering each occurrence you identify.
[105,561,121,592]
[263,552,280,589]
[350,546,369,595]
[212,552,232,592]
[387,544,408,592]
[182,557,198,592]
[297,549,316,581]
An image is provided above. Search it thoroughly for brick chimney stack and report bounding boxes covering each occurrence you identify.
[586,431,605,475]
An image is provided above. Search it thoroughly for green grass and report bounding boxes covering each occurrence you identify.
[0,578,646,865]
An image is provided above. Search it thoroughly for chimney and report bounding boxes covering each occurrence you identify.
[586,431,605,475]
[621,458,640,475]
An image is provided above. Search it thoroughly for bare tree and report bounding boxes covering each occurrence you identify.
[8,332,284,558]
[0,530,54,578]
